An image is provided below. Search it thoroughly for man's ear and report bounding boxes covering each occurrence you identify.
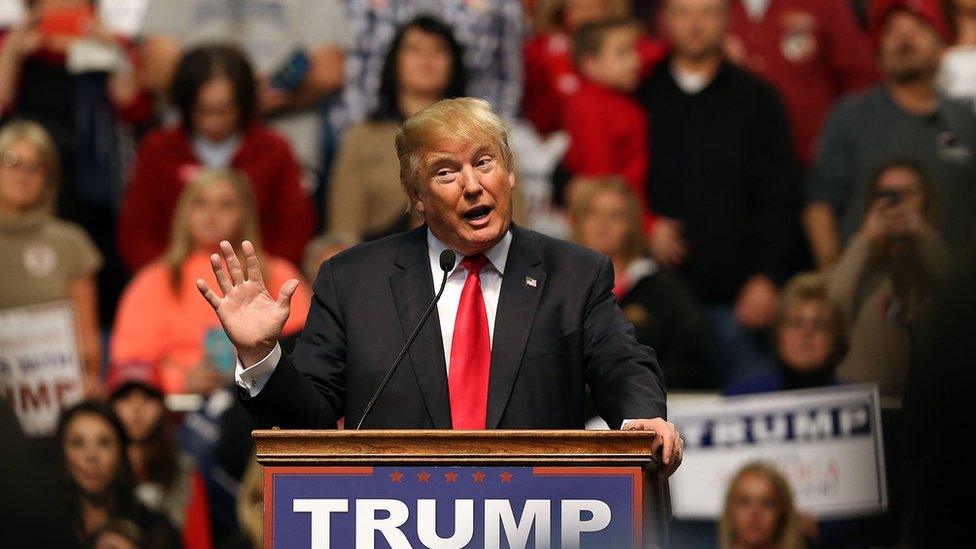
[405,181,425,213]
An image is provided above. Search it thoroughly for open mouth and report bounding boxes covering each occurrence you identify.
[462,205,492,222]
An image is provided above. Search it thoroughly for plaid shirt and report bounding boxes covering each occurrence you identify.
[343,0,524,122]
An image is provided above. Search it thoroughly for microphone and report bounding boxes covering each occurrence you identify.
[355,249,456,429]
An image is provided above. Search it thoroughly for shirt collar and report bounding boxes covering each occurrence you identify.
[427,228,513,276]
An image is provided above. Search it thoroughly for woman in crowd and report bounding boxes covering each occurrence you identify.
[58,400,180,548]
[719,461,806,549]
[727,273,847,395]
[825,158,951,399]
[118,44,315,272]
[570,177,715,389]
[522,0,665,135]
[0,119,102,394]
[1,1,150,327]
[109,361,212,549]
[327,15,466,240]
[111,167,312,395]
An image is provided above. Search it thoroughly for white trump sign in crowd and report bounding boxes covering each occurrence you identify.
[0,302,85,436]
[668,385,887,519]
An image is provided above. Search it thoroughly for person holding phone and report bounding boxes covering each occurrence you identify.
[824,157,952,398]
[111,168,311,395]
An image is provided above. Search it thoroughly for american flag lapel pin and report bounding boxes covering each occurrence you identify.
[525,276,537,288]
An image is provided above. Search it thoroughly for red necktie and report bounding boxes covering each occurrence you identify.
[448,254,491,429]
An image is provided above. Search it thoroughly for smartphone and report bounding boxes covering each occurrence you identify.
[270,50,310,92]
[877,189,901,206]
[38,6,95,38]
[204,327,237,375]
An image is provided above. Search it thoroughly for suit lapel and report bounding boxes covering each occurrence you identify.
[389,226,452,428]
[486,226,546,428]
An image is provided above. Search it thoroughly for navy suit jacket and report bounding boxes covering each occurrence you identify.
[240,224,667,429]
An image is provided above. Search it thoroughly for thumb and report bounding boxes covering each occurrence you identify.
[276,278,300,308]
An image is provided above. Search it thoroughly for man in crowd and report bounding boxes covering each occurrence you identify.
[138,0,350,175]
[727,0,877,168]
[640,0,795,386]
[804,0,976,267]
[196,98,683,475]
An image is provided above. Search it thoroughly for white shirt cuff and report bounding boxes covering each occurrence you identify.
[234,343,282,397]
[620,419,636,430]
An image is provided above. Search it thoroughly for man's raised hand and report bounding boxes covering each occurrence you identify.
[196,240,299,367]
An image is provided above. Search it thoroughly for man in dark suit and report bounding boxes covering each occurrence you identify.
[197,97,683,475]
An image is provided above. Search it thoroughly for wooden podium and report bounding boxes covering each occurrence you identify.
[255,429,669,548]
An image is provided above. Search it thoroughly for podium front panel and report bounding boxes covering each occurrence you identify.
[265,465,644,548]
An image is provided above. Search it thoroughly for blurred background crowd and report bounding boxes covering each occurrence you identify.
[1,0,974,547]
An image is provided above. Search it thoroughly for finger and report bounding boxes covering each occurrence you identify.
[210,253,233,295]
[196,279,221,310]
[650,434,663,455]
[220,240,246,285]
[277,278,300,308]
[242,240,265,284]
[661,429,675,466]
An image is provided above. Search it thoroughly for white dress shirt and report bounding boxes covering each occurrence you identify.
[234,229,512,397]
[428,230,511,371]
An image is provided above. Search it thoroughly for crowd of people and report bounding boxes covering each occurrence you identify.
[1,0,974,547]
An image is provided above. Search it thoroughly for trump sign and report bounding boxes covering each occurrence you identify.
[265,466,643,548]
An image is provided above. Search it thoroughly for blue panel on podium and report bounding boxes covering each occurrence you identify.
[266,465,643,548]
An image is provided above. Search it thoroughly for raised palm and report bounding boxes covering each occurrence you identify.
[196,240,299,367]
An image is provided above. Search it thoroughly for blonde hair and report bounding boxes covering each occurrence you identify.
[395,97,514,215]
[534,0,631,33]
[719,462,807,549]
[569,176,646,260]
[164,168,264,291]
[302,231,359,282]
[0,119,61,213]
[774,272,848,365]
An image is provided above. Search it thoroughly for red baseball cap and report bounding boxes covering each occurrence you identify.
[869,0,953,44]
[107,361,163,398]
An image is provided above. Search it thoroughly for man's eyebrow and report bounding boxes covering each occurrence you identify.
[424,153,458,169]
[471,146,496,158]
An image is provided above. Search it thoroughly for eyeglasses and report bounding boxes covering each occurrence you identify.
[781,317,833,333]
[1,150,46,177]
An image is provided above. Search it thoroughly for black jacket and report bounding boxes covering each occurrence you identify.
[619,269,716,390]
[241,225,667,430]
[641,61,796,303]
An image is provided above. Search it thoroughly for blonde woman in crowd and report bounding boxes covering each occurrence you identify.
[111,168,311,395]
[727,273,847,395]
[570,176,715,389]
[720,461,806,549]
[0,119,103,395]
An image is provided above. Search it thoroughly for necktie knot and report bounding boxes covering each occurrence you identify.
[460,254,489,275]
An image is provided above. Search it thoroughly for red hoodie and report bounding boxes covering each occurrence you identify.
[117,123,316,272]
[563,80,655,229]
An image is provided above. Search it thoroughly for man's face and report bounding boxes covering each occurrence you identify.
[408,137,515,255]
[880,11,944,83]
[663,0,728,60]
